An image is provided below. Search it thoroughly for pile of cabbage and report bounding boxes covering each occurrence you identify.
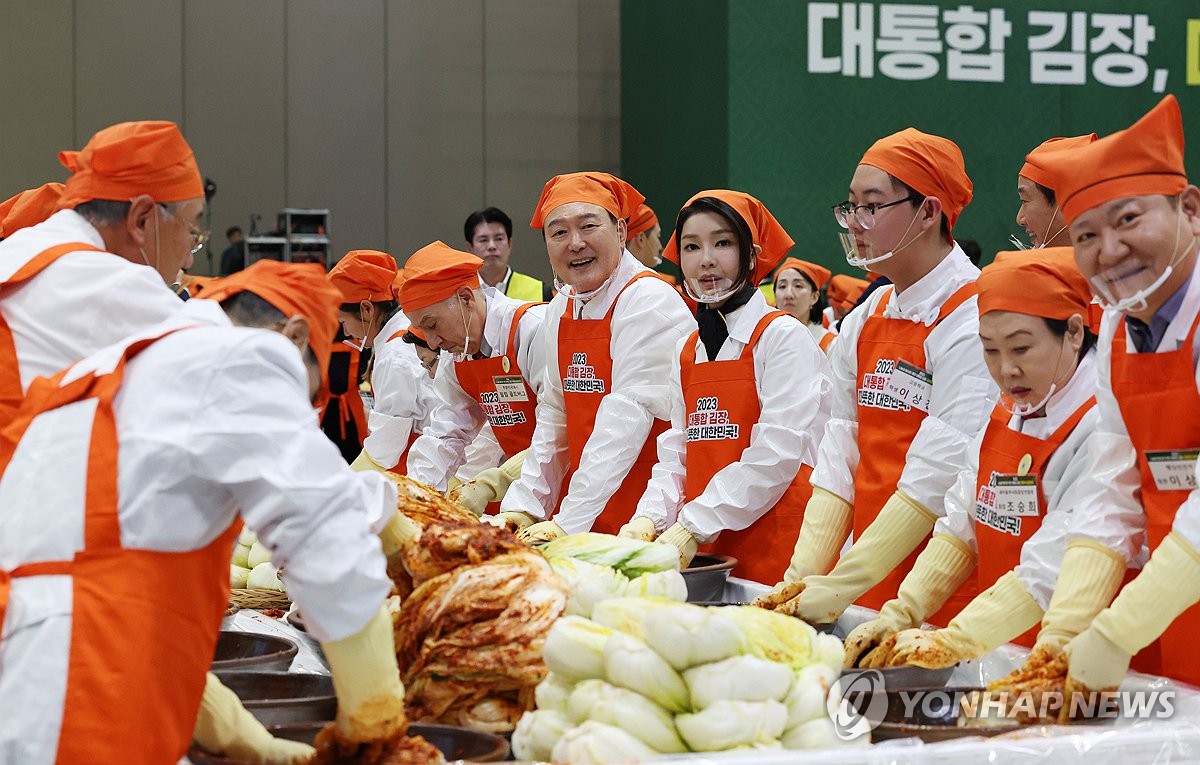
[229,528,287,594]
[538,533,688,617]
[513,597,864,762]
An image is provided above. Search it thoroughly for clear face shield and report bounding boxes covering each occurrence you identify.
[1088,210,1197,313]
[834,196,925,269]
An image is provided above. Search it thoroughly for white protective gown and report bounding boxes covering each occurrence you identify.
[363,310,435,468]
[1066,271,1200,562]
[813,247,999,516]
[633,291,832,541]
[0,209,183,390]
[500,251,694,532]
[936,349,1110,607]
[406,288,549,491]
[0,299,396,760]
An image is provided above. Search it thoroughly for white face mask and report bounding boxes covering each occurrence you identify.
[1089,210,1197,313]
[553,268,620,302]
[841,204,923,268]
[1009,207,1068,251]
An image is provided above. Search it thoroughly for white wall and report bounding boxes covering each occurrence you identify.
[0,0,620,279]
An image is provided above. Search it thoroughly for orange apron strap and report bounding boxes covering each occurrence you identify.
[1,242,104,286]
[739,311,791,360]
[603,271,661,321]
[933,282,979,325]
[506,301,546,357]
[386,329,406,344]
[1048,396,1096,442]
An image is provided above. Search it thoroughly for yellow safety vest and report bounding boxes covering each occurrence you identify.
[506,271,547,301]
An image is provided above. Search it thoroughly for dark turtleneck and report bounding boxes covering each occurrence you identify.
[696,284,756,361]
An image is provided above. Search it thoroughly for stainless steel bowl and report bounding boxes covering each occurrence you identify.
[212,671,335,727]
[681,554,737,602]
[210,631,298,673]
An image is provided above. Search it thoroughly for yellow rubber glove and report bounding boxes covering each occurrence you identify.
[1035,540,1125,651]
[350,447,390,475]
[781,487,854,583]
[657,522,699,568]
[1067,532,1200,691]
[446,450,527,516]
[842,534,976,668]
[481,510,537,534]
[192,672,315,764]
[782,491,936,624]
[617,516,658,542]
[320,604,408,742]
[518,519,566,544]
[887,570,1044,669]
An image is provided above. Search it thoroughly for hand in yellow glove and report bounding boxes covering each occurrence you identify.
[781,487,853,583]
[482,510,537,534]
[193,672,315,764]
[618,516,658,542]
[518,519,566,544]
[750,581,806,611]
[1065,532,1200,695]
[1035,540,1125,651]
[785,491,936,625]
[656,522,699,568]
[350,447,391,475]
[321,604,408,742]
[447,450,527,516]
[842,534,976,669]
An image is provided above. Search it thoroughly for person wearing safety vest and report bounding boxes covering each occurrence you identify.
[620,190,831,583]
[400,241,549,511]
[1014,95,1200,694]
[774,257,836,352]
[464,206,553,301]
[0,260,406,764]
[755,128,998,627]
[327,249,434,473]
[0,122,200,422]
[495,172,694,541]
[841,248,1109,669]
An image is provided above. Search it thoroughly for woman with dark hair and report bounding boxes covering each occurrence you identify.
[621,190,832,584]
[843,248,1122,672]
[774,257,836,351]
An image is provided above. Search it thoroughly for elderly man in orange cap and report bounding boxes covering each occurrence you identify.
[0,121,203,421]
[0,260,406,764]
[756,128,998,628]
[493,172,693,542]
[400,241,548,511]
[996,94,1200,698]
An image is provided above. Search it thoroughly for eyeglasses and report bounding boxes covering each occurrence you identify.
[158,203,210,255]
[832,196,919,230]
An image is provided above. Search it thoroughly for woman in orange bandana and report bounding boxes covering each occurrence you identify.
[619,191,831,583]
[842,249,1112,669]
[774,257,835,351]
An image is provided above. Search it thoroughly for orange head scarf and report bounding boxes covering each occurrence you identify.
[1019,134,1098,192]
[204,260,341,398]
[0,183,65,238]
[530,172,645,229]
[397,241,484,312]
[1038,95,1188,225]
[859,127,973,232]
[57,121,203,210]
[661,189,795,285]
[627,203,658,238]
[826,274,871,311]
[328,249,399,303]
[774,257,832,290]
[978,247,1093,321]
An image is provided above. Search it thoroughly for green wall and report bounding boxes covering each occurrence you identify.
[624,0,1200,277]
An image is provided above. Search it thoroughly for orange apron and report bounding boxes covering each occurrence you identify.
[853,284,978,622]
[1110,309,1200,685]
[972,399,1094,644]
[557,272,670,534]
[0,327,241,765]
[0,241,103,421]
[322,340,369,452]
[454,302,542,459]
[683,311,814,584]
[818,330,836,353]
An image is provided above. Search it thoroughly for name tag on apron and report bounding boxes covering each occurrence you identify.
[1146,450,1199,491]
[359,391,375,412]
[990,474,1039,517]
[884,360,933,413]
[493,375,529,403]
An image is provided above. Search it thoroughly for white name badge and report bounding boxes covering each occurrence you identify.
[884,360,933,413]
[1146,450,1199,492]
[359,391,375,413]
[991,474,1040,517]
[493,375,529,403]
